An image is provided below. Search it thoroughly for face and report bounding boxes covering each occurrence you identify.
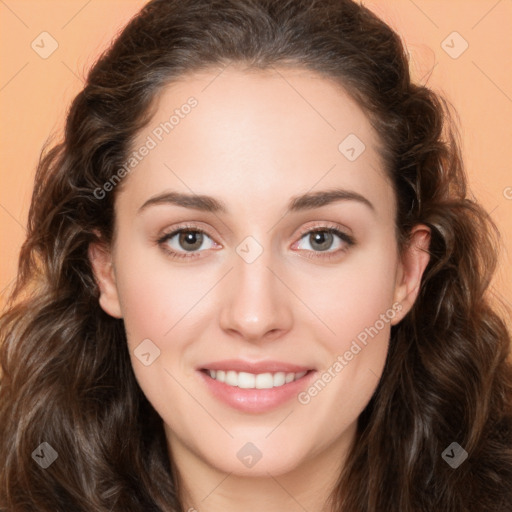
[90,66,430,482]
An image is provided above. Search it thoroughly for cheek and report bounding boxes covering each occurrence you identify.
[294,260,397,430]
[293,243,398,414]
[301,244,399,348]
[113,250,206,410]
[113,231,216,334]
[116,271,170,344]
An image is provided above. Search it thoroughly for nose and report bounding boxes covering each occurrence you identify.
[219,248,294,343]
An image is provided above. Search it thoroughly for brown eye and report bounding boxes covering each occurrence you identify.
[177,231,204,251]
[308,231,335,252]
[158,227,217,259]
[295,228,355,255]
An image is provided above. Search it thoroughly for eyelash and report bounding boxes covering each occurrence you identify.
[156,222,355,261]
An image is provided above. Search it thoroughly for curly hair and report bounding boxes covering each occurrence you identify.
[1,0,511,510]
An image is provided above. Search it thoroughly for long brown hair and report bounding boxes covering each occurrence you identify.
[1,0,511,510]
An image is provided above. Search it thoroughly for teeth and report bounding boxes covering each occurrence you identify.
[256,373,273,389]
[225,370,238,386]
[238,372,255,388]
[273,372,285,387]
[207,369,308,389]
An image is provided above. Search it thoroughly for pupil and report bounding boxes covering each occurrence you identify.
[311,231,332,251]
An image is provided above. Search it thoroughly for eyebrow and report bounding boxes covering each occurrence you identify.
[137,187,375,214]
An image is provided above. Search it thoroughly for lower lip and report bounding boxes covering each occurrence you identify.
[197,370,317,413]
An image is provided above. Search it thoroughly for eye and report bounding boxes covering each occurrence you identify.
[293,225,355,258]
[157,225,219,259]
[156,223,355,261]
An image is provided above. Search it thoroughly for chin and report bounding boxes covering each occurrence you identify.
[199,437,312,477]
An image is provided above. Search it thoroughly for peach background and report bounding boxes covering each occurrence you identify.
[1,0,511,328]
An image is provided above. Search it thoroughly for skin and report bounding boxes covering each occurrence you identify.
[89,65,431,511]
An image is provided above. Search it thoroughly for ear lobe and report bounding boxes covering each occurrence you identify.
[88,239,123,319]
[391,224,431,325]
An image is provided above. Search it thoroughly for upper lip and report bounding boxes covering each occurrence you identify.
[199,359,314,374]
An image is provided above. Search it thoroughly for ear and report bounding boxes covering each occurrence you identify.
[391,224,431,325]
[88,237,123,319]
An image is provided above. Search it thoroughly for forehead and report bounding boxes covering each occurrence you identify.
[121,65,393,218]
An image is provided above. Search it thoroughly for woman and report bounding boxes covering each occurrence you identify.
[1,0,511,510]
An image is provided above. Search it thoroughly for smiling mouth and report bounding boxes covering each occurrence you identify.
[200,369,312,389]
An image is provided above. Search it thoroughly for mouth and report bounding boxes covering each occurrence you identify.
[200,368,310,389]
[196,360,316,413]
